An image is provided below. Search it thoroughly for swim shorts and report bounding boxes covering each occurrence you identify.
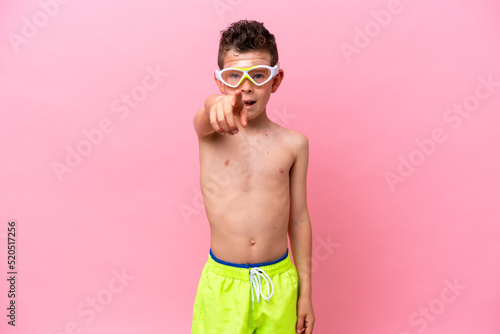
[191,248,299,334]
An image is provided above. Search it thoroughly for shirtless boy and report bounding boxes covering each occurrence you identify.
[191,20,315,334]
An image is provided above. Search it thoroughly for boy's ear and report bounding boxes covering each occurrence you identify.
[271,69,284,93]
[214,74,226,94]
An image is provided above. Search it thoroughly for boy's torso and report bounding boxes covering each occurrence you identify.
[198,120,300,264]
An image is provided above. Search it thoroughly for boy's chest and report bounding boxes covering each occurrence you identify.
[200,133,295,179]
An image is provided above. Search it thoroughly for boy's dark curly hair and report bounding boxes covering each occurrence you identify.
[217,20,279,70]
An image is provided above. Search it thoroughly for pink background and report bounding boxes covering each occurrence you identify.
[1,0,500,333]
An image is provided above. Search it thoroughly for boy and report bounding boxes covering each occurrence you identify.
[192,20,315,334]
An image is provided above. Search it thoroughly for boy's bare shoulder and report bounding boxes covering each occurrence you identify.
[274,124,308,158]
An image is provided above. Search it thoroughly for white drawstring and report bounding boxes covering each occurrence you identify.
[249,267,274,310]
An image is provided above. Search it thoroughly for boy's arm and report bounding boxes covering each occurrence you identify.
[288,133,315,334]
[193,95,219,138]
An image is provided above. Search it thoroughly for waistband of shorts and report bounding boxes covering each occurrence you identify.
[206,248,293,280]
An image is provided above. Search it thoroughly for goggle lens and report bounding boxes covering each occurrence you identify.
[216,65,279,87]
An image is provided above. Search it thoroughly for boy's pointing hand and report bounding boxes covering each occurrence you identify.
[209,91,247,136]
[233,91,248,129]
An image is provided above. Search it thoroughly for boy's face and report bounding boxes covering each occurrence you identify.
[215,49,284,121]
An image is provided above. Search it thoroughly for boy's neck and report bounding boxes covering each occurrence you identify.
[239,108,272,133]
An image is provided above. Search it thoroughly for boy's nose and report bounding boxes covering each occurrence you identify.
[239,77,253,91]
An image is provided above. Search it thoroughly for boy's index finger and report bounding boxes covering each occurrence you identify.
[240,106,248,127]
[233,90,243,108]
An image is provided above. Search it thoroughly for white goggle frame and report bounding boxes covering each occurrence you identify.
[215,64,280,88]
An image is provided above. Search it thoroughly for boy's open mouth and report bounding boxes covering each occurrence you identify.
[244,100,256,106]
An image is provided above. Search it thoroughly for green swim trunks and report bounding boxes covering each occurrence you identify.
[191,249,299,334]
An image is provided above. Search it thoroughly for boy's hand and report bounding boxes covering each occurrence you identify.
[209,91,248,135]
[296,295,315,334]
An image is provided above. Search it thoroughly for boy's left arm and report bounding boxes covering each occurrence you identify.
[288,133,315,334]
